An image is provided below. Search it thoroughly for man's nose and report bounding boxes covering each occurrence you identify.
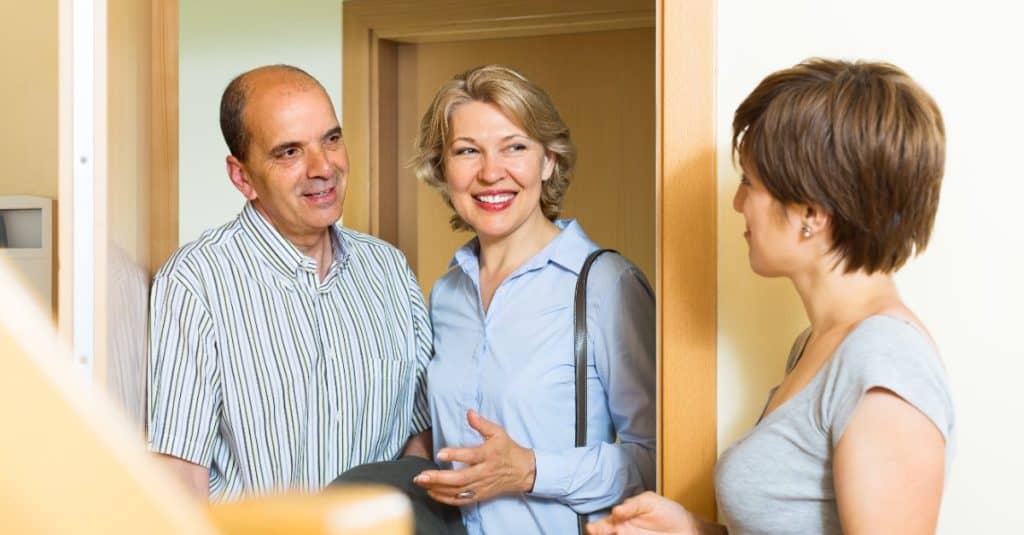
[306,147,333,179]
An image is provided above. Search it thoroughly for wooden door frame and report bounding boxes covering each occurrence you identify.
[342,0,717,518]
[657,0,717,519]
[341,0,657,238]
[150,0,178,277]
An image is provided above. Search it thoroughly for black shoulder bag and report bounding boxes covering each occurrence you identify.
[574,248,617,535]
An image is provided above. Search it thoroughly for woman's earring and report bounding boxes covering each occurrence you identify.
[801,224,812,238]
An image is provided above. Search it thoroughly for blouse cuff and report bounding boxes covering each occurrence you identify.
[529,449,572,498]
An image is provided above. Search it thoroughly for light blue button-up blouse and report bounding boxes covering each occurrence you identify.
[427,220,656,534]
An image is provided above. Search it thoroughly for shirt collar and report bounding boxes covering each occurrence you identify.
[450,219,596,278]
[238,202,347,278]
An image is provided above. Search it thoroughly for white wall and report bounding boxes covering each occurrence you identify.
[717,1,1024,531]
[179,0,342,244]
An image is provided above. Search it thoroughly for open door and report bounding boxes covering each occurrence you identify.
[344,0,718,519]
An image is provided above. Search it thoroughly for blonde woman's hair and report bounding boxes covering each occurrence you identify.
[411,65,576,231]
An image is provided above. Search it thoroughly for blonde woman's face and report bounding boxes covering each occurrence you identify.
[444,101,555,244]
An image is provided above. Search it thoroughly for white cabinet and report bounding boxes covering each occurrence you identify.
[0,196,55,313]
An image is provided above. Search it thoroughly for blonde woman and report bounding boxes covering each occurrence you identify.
[410,65,656,534]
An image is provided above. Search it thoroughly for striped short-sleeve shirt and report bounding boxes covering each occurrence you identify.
[147,203,432,501]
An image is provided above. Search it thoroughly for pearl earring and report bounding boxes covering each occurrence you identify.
[801,225,812,238]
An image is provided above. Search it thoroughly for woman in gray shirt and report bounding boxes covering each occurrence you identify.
[589,58,954,534]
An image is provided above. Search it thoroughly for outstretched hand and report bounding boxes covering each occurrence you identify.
[413,410,536,506]
[586,491,715,535]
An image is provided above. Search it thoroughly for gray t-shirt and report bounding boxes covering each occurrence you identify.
[715,315,955,534]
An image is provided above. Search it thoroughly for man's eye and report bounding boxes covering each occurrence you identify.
[277,148,299,159]
[327,134,341,144]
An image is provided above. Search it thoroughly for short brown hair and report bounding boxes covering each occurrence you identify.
[219,64,322,161]
[733,58,945,274]
[412,65,576,231]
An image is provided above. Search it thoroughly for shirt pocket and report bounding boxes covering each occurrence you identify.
[337,357,415,462]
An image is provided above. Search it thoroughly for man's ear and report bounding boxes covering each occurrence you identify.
[226,155,258,200]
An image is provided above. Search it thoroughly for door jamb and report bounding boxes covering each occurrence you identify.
[342,0,717,517]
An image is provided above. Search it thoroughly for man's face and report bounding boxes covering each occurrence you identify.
[228,78,348,246]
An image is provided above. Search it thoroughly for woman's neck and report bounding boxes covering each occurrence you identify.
[478,216,560,280]
[791,260,903,334]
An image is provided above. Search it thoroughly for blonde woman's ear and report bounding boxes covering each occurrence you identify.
[542,152,556,182]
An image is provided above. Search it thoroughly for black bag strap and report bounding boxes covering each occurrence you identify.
[574,248,616,535]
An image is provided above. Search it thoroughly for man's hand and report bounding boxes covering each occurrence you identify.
[412,410,535,506]
[586,491,724,535]
[154,454,209,502]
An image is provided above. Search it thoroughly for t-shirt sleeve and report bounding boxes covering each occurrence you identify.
[147,274,221,467]
[818,320,955,449]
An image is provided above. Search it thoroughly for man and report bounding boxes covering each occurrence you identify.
[147,65,432,501]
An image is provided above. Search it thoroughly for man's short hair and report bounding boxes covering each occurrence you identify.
[219,64,323,162]
[732,58,946,274]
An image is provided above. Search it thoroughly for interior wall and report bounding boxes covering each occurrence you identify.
[716,1,1023,531]
[395,29,656,296]
[178,0,342,245]
[0,2,58,199]
[0,1,58,319]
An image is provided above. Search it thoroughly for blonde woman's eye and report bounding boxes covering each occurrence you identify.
[508,143,527,152]
[454,147,477,156]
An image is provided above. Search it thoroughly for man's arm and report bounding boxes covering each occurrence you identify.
[147,274,219,502]
[401,429,433,460]
[401,261,433,461]
[154,453,210,501]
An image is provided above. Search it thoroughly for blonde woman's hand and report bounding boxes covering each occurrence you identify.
[586,491,725,535]
[413,410,536,506]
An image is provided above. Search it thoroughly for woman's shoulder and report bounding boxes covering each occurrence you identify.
[836,315,942,368]
[428,263,471,302]
[822,315,955,443]
[584,250,652,293]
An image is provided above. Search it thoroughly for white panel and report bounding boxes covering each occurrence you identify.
[0,196,54,311]
[71,0,95,376]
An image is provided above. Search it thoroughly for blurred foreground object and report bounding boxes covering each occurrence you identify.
[0,258,412,534]
[209,487,412,534]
